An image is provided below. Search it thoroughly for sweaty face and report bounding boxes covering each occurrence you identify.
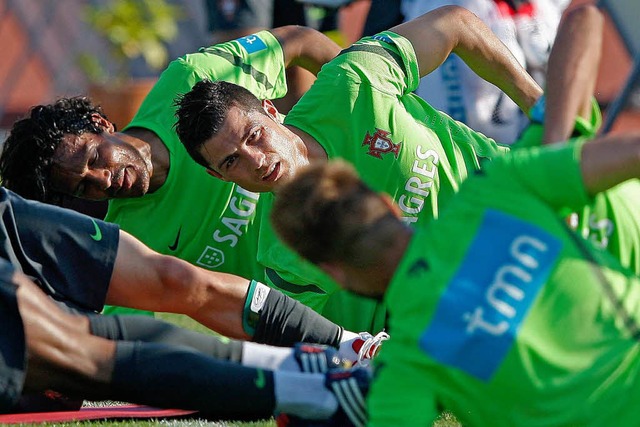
[50,131,152,200]
[198,105,307,193]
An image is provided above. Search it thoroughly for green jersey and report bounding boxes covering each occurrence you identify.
[104,32,288,314]
[258,31,508,331]
[516,99,640,275]
[370,139,640,426]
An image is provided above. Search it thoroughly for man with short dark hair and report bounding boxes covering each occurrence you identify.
[174,5,605,334]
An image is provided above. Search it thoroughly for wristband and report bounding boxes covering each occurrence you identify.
[528,95,546,124]
[242,280,271,336]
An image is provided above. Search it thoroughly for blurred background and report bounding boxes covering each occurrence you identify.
[0,0,371,136]
[0,0,637,141]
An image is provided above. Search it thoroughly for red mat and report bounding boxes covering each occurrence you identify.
[0,404,198,424]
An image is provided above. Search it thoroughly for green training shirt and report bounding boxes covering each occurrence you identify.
[515,100,640,276]
[370,139,640,426]
[104,32,288,314]
[258,31,509,332]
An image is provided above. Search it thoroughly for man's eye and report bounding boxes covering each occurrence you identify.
[249,129,261,142]
[89,152,98,166]
[224,156,236,169]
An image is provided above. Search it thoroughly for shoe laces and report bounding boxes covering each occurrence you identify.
[356,331,389,367]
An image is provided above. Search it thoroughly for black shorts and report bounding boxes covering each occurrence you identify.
[0,261,26,413]
[0,188,119,313]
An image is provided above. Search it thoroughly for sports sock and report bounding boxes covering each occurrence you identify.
[241,342,301,371]
[273,370,337,420]
[109,341,276,420]
[89,315,243,362]
[249,281,343,347]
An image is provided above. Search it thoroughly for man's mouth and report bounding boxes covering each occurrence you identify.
[121,167,133,191]
[262,162,280,182]
[111,167,133,196]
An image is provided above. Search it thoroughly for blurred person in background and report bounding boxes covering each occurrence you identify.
[364,0,570,143]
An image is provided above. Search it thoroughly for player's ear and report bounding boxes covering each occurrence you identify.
[92,113,115,133]
[262,99,280,120]
[206,168,225,180]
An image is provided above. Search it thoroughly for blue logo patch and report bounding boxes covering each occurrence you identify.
[419,209,561,381]
[237,34,267,54]
[372,34,393,44]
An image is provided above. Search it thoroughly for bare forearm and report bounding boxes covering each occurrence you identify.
[581,132,640,195]
[271,25,341,75]
[543,5,603,144]
[450,8,542,113]
[107,233,344,345]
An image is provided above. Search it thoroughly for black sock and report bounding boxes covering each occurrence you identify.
[253,290,342,347]
[109,341,276,420]
[89,315,243,362]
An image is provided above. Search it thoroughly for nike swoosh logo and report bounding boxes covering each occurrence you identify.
[168,227,182,251]
[90,219,102,241]
[254,369,265,389]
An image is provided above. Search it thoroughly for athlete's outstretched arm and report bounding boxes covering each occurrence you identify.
[271,25,342,76]
[390,5,542,114]
[580,132,640,195]
[105,230,344,346]
[106,230,249,338]
[543,5,603,144]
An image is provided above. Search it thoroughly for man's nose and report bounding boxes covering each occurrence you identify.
[87,168,112,190]
[247,147,265,170]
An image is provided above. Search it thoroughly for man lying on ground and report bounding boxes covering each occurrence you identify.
[3,259,367,425]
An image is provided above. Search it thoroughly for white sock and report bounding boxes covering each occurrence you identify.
[273,370,338,420]
[241,342,301,372]
[338,330,360,362]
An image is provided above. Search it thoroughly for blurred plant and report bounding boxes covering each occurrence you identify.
[78,0,184,83]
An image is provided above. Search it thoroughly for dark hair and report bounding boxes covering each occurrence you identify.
[0,97,108,203]
[174,79,265,168]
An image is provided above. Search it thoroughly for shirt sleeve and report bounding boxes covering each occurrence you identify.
[127,30,289,136]
[488,138,592,212]
[180,30,288,101]
[283,31,420,156]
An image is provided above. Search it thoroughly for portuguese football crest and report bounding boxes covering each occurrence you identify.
[362,129,401,159]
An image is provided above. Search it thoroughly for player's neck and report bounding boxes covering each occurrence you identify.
[285,125,328,162]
